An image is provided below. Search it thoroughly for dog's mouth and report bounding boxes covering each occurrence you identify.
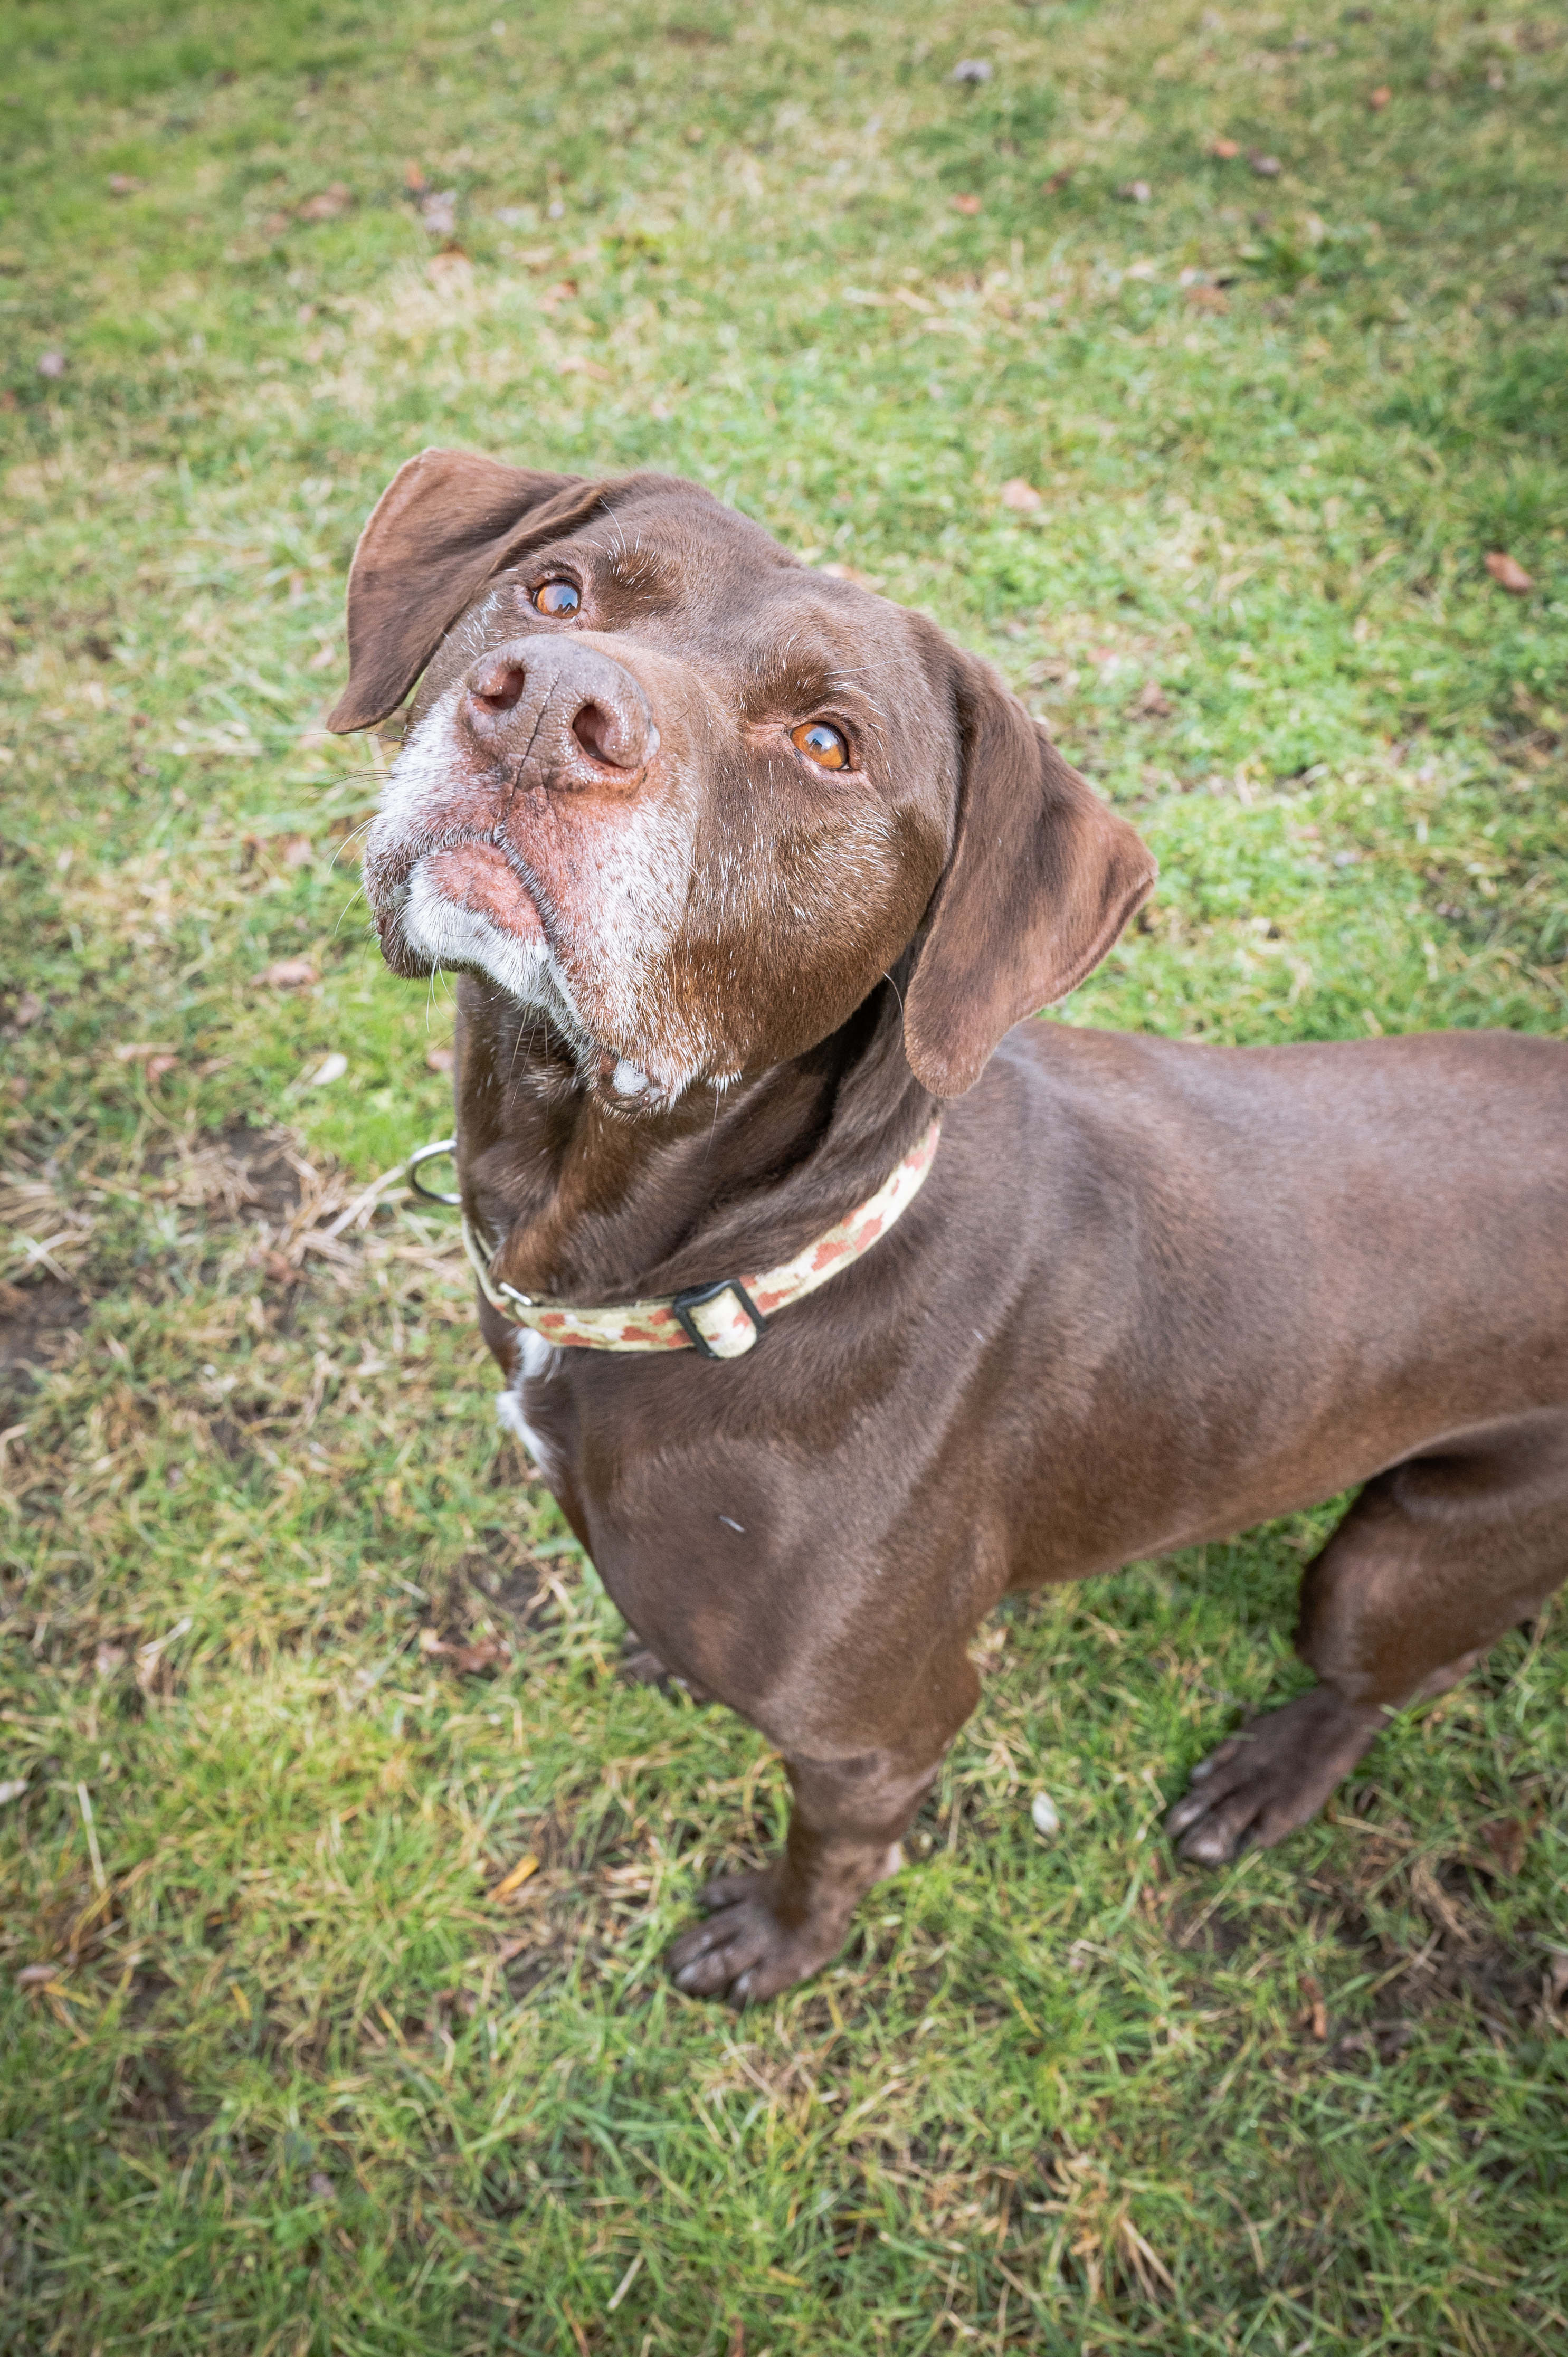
[415,839,545,946]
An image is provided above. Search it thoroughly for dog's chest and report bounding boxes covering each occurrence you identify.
[495,1328,566,1483]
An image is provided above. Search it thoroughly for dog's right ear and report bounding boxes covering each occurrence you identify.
[326,448,611,733]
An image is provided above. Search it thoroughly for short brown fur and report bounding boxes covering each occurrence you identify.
[335,452,1568,2003]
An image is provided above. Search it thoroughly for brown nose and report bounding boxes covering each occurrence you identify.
[460,636,658,787]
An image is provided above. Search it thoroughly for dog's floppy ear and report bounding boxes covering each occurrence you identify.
[326,448,613,733]
[902,652,1156,1098]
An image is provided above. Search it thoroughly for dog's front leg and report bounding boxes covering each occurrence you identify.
[664,1640,985,2008]
[667,1662,978,2006]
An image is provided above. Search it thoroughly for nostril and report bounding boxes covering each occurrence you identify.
[469,662,527,716]
[572,700,630,767]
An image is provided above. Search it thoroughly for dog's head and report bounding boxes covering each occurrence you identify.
[334,450,1154,1106]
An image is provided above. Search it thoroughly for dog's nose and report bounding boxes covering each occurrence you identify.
[460,636,658,787]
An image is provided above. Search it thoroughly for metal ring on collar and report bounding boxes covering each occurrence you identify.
[407,1137,462,1205]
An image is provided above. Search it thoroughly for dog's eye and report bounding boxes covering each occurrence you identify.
[791,721,849,770]
[533,580,580,617]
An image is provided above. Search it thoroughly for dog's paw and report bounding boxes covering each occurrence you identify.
[1165,1687,1383,1866]
[667,1868,843,2006]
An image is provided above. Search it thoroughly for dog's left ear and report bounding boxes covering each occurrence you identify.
[902,653,1156,1098]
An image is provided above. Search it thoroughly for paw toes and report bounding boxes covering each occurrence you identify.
[673,1947,734,1996]
[1175,1811,1250,1866]
[696,1870,762,1912]
[669,1898,777,2000]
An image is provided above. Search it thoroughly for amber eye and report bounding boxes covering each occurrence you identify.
[533,579,581,617]
[791,720,850,770]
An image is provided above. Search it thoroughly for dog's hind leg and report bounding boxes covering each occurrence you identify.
[1166,1413,1568,1866]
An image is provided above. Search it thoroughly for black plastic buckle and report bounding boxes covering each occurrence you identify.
[669,1278,766,1360]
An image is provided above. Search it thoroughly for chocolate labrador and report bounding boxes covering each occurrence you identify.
[329,449,1568,2003]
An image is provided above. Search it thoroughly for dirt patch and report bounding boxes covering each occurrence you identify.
[0,1275,88,1417]
[1315,1856,1556,2052]
[432,1533,547,1640]
[1166,1895,1252,1959]
[150,1119,304,1224]
[116,2042,212,2160]
[217,1121,305,1222]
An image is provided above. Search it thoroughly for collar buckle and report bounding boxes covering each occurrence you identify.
[670,1277,767,1361]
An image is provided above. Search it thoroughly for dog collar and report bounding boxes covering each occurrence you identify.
[438,1119,940,1362]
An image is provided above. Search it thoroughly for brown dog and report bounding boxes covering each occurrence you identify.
[330,450,1568,2004]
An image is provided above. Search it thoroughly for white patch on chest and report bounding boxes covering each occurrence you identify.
[496,1327,564,1481]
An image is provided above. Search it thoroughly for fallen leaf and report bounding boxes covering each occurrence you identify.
[37,350,65,379]
[261,1250,296,1284]
[261,957,319,990]
[488,1852,540,1902]
[16,1963,58,1987]
[307,1052,348,1087]
[1136,680,1174,716]
[1185,283,1230,312]
[1248,151,1282,178]
[1298,1974,1328,2040]
[298,183,351,222]
[419,1627,512,1675]
[951,194,982,215]
[107,174,142,196]
[1209,137,1240,160]
[1043,167,1075,194]
[1000,477,1043,512]
[426,1043,455,1073]
[951,59,993,83]
[1117,180,1152,204]
[496,1932,533,1963]
[1479,1816,1528,1877]
[404,161,427,193]
[1485,550,1533,594]
[1369,85,1391,110]
[427,250,472,287]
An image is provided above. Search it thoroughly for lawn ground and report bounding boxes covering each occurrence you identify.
[2,2,1567,2350]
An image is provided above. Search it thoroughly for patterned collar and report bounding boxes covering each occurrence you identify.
[454,1119,940,1362]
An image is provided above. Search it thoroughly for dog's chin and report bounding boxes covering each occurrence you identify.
[391,847,579,1034]
[382,845,711,1111]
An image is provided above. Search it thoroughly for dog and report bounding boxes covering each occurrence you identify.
[330,449,1568,2004]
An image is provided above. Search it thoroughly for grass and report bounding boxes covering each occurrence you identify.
[2,0,1566,2349]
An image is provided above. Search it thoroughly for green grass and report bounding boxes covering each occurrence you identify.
[3,1,1567,2349]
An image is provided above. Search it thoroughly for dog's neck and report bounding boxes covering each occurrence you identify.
[453,971,935,1306]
